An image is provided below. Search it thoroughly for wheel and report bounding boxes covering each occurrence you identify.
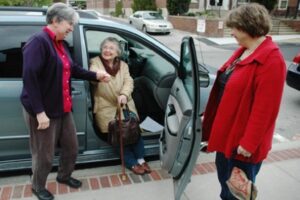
[142,25,147,33]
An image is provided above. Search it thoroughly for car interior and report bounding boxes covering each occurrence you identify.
[84,30,176,141]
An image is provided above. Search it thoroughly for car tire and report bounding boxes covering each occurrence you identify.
[142,25,147,33]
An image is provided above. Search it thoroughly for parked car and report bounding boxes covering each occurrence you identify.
[286,53,300,91]
[129,10,173,34]
[81,9,104,19]
[0,6,213,199]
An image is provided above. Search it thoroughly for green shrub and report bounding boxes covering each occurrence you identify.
[132,0,156,13]
[167,0,191,15]
[115,1,123,17]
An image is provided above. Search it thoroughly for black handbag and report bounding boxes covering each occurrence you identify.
[107,104,140,147]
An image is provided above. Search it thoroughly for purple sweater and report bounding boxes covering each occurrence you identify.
[20,31,97,118]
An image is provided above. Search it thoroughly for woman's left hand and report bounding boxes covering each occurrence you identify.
[237,145,252,157]
[118,94,127,106]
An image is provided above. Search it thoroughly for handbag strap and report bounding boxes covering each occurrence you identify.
[114,103,129,120]
[118,104,127,181]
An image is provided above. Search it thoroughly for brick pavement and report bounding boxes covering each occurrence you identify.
[1,147,300,200]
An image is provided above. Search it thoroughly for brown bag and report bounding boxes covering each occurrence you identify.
[108,104,140,147]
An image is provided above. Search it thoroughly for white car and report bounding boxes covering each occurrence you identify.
[81,9,104,19]
[129,10,173,34]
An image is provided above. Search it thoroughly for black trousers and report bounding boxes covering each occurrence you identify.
[23,109,78,191]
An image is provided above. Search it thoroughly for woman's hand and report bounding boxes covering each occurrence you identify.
[118,94,127,106]
[96,70,111,82]
[36,112,50,130]
[237,145,251,157]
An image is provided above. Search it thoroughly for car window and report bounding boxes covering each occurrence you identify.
[0,25,41,78]
[84,29,165,67]
[143,12,164,20]
[181,44,194,101]
[0,25,73,78]
[85,30,125,53]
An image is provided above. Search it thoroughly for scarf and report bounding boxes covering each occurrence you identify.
[99,55,121,76]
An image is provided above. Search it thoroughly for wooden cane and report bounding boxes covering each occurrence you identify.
[118,104,127,181]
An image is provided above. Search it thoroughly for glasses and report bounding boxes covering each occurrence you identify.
[102,45,117,52]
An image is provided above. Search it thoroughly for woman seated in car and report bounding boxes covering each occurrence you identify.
[89,37,151,175]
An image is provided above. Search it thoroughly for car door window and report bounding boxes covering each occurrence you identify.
[0,26,40,78]
[0,25,73,78]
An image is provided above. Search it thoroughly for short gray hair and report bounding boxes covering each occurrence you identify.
[46,3,79,25]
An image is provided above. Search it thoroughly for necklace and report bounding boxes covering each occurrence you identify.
[225,58,240,75]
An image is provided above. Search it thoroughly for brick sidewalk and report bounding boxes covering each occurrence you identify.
[1,147,300,200]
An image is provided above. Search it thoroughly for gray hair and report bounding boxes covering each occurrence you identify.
[46,3,79,25]
[100,37,122,57]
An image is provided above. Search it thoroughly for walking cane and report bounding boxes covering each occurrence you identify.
[118,104,127,181]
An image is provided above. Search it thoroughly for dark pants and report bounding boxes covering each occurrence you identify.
[23,109,78,191]
[215,152,262,200]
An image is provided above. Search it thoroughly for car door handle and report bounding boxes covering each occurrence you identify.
[166,104,179,135]
[167,104,176,116]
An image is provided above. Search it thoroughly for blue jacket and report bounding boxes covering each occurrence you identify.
[20,31,97,118]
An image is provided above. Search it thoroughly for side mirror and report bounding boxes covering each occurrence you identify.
[198,64,210,88]
[199,69,210,88]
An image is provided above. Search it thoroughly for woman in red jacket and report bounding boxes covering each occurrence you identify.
[202,3,286,199]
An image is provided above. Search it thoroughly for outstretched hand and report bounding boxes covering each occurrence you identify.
[96,71,111,82]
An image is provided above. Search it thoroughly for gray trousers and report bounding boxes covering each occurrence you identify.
[23,109,78,191]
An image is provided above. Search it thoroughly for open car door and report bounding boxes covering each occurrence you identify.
[160,36,202,200]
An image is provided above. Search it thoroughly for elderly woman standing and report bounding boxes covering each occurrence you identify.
[202,3,286,199]
[90,37,151,175]
[21,3,110,200]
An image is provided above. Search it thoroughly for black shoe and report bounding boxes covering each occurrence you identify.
[56,177,82,188]
[31,188,54,200]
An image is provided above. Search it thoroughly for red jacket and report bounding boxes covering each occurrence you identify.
[203,36,286,163]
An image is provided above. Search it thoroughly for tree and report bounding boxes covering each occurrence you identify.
[131,0,156,13]
[115,0,123,17]
[251,0,277,12]
[0,0,51,6]
[167,0,191,15]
